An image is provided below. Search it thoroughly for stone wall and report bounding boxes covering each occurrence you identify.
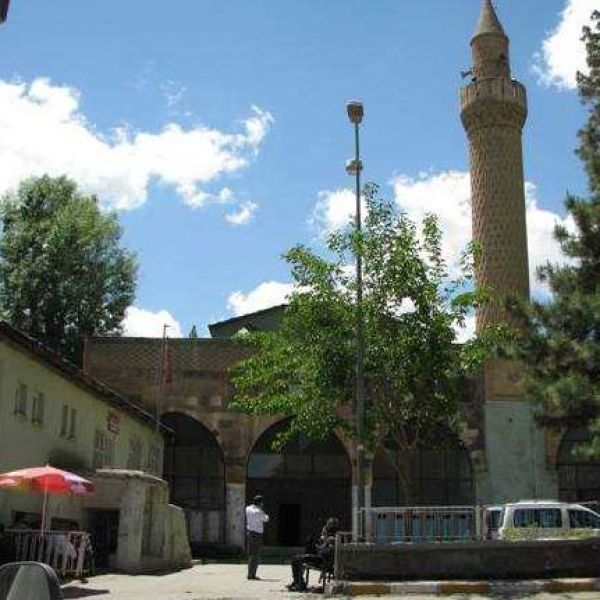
[85,336,563,545]
[337,538,600,581]
[85,469,192,573]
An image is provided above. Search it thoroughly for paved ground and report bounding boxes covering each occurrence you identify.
[60,564,600,600]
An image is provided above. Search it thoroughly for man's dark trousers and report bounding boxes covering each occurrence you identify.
[247,531,263,578]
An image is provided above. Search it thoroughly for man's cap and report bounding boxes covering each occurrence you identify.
[253,494,263,503]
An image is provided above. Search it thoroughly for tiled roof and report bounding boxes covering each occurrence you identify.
[0,321,169,433]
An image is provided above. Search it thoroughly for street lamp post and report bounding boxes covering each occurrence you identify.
[346,100,366,538]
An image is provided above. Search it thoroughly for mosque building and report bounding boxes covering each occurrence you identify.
[83,1,599,551]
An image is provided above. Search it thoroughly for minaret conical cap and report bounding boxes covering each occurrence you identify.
[474,0,506,37]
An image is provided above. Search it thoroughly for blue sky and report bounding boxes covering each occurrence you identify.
[0,0,595,339]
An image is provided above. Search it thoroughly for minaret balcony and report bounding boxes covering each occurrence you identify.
[460,77,527,124]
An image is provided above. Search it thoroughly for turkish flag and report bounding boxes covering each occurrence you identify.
[0,0,10,23]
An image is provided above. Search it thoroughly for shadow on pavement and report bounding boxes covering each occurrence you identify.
[61,586,110,598]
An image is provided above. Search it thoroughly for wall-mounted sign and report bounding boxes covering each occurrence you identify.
[107,412,120,434]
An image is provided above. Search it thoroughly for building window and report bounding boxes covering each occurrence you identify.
[31,391,45,425]
[60,405,69,437]
[147,445,161,476]
[69,408,77,439]
[13,382,27,416]
[93,429,114,470]
[127,436,143,470]
[59,405,77,439]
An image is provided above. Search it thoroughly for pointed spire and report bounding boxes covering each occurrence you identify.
[474,0,505,38]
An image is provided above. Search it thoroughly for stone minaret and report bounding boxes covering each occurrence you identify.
[459,2,557,503]
[460,0,530,331]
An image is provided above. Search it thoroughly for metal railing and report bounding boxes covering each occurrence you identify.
[359,506,480,543]
[6,529,91,578]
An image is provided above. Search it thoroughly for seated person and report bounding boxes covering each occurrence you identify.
[51,531,77,562]
[287,517,339,592]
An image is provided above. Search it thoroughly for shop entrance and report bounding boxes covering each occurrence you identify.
[88,510,119,568]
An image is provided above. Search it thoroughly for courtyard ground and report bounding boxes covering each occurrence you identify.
[60,563,600,600]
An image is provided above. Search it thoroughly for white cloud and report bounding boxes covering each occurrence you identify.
[392,171,572,295]
[243,105,274,147]
[217,187,234,204]
[525,183,576,290]
[313,171,571,296]
[391,170,472,273]
[310,188,366,235]
[226,201,259,226]
[534,0,596,90]
[227,281,294,316]
[0,77,274,211]
[122,306,183,338]
[161,79,187,108]
[454,314,476,344]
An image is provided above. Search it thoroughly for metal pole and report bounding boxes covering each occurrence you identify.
[155,324,169,432]
[354,120,366,535]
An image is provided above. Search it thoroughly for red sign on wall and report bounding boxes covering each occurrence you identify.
[107,412,120,434]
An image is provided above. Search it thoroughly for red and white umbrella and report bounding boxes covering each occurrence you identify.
[0,465,95,532]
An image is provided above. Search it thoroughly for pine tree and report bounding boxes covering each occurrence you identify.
[511,11,600,455]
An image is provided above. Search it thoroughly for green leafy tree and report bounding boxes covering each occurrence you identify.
[0,175,137,362]
[231,184,490,491]
[508,12,600,455]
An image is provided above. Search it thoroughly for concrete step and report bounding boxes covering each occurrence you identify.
[327,578,600,596]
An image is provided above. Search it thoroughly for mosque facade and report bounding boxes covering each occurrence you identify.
[83,1,600,551]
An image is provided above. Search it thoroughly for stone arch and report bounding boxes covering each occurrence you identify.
[162,411,225,513]
[557,427,600,501]
[246,416,285,458]
[372,432,475,506]
[246,418,352,546]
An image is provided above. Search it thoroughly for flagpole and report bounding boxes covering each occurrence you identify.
[155,324,170,432]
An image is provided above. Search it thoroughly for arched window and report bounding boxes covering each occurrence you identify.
[558,427,600,502]
[247,420,351,546]
[162,412,225,510]
[373,436,474,506]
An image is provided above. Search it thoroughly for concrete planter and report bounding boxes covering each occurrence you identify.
[337,538,600,581]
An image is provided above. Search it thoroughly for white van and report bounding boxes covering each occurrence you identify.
[497,500,600,541]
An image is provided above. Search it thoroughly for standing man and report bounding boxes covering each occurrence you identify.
[245,494,269,580]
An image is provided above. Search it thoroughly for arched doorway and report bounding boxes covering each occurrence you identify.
[162,412,225,536]
[558,427,600,501]
[373,435,474,506]
[247,420,351,546]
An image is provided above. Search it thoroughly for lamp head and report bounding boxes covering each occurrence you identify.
[346,100,364,124]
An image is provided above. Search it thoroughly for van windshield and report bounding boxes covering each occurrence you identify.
[568,509,600,529]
